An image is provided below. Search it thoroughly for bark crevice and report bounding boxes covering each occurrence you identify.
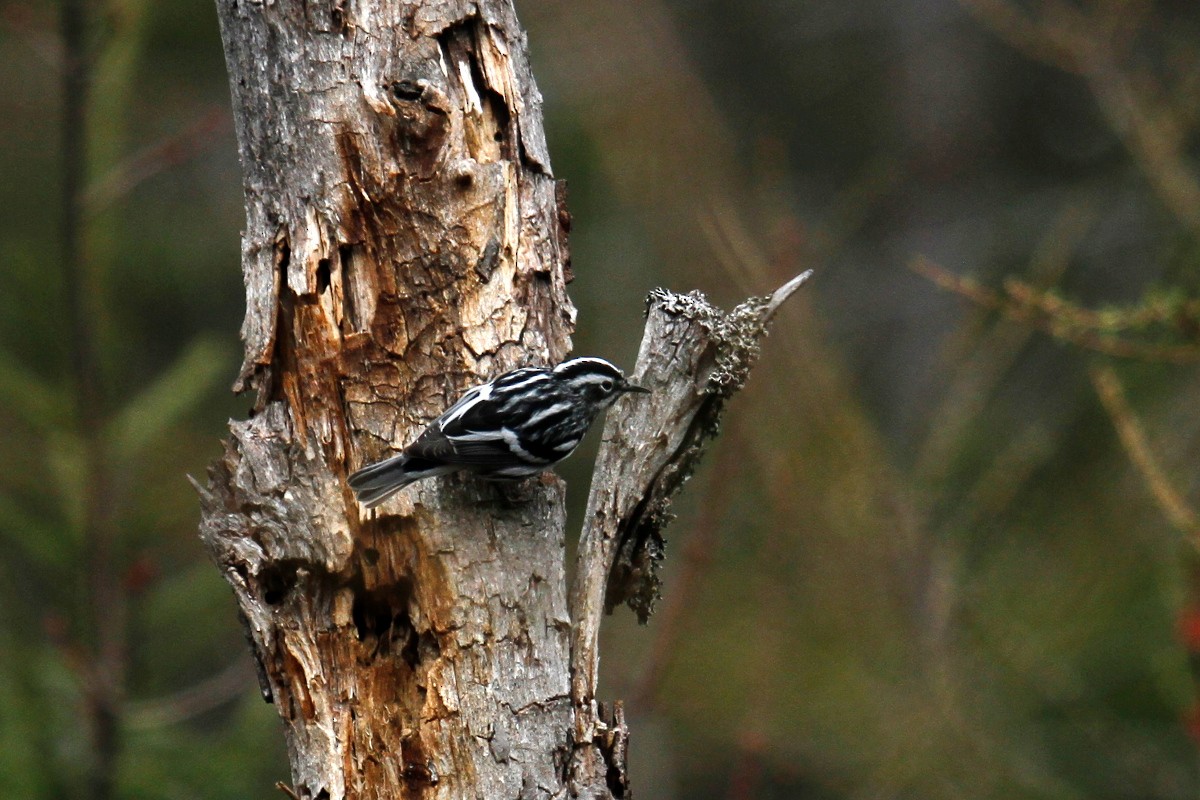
[204,2,574,797]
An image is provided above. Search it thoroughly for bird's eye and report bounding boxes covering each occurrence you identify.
[600,379,614,392]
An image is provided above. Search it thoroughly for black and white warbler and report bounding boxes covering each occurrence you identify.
[348,357,649,507]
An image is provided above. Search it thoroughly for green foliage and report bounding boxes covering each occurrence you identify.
[120,700,289,800]
[0,0,285,796]
[106,336,229,462]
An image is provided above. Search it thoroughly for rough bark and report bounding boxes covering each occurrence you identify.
[566,272,812,796]
[198,2,574,798]
[199,1,811,798]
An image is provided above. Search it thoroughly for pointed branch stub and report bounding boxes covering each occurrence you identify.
[566,270,812,793]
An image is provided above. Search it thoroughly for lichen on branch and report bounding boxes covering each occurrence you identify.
[566,270,811,795]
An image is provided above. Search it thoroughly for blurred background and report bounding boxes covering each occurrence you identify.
[3,0,1200,797]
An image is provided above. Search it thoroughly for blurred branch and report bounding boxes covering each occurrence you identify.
[125,658,253,729]
[61,0,99,437]
[956,0,1084,73]
[911,256,1200,363]
[700,201,771,295]
[0,346,73,433]
[958,0,1200,232]
[0,493,73,569]
[84,108,229,213]
[1,2,63,70]
[61,0,126,798]
[720,426,801,800]
[955,424,1056,531]
[1002,280,1200,335]
[1171,48,1200,131]
[106,336,227,461]
[724,729,767,800]
[1090,364,1200,542]
[915,205,1091,481]
[700,156,905,297]
[808,155,908,263]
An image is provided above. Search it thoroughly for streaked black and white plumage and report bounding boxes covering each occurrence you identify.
[348,357,649,507]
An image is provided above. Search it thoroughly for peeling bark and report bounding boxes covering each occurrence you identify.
[201,2,574,798]
[202,1,810,797]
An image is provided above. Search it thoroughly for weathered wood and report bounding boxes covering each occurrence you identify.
[199,2,575,798]
[567,271,812,795]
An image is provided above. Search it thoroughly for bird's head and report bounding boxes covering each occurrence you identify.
[553,357,650,410]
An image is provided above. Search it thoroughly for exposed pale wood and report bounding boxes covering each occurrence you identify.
[199,2,575,798]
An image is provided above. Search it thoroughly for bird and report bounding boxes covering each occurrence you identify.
[348,357,649,507]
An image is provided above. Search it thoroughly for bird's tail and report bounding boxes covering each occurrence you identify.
[347,453,447,509]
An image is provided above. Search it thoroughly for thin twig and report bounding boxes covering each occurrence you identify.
[275,782,302,800]
[915,206,1088,482]
[910,256,1200,363]
[763,269,814,320]
[1090,365,1200,542]
[84,108,230,213]
[1002,278,1200,334]
[957,0,1200,232]
[125,658,253,729]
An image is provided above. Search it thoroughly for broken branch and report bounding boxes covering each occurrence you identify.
[566,270,812,792]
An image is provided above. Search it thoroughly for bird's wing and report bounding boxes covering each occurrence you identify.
[434,368,545,433]
[404,370,549,468]
[405,424,520,467]
[436,382,493,428]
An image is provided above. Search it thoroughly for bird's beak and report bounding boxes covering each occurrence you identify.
[622,382,651,394]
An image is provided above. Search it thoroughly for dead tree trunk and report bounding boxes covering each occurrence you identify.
[199,1,575,797]
[198,1,809,798]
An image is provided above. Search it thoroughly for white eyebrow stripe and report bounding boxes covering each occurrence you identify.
[574,373,614,385]
[553,357,616,375]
